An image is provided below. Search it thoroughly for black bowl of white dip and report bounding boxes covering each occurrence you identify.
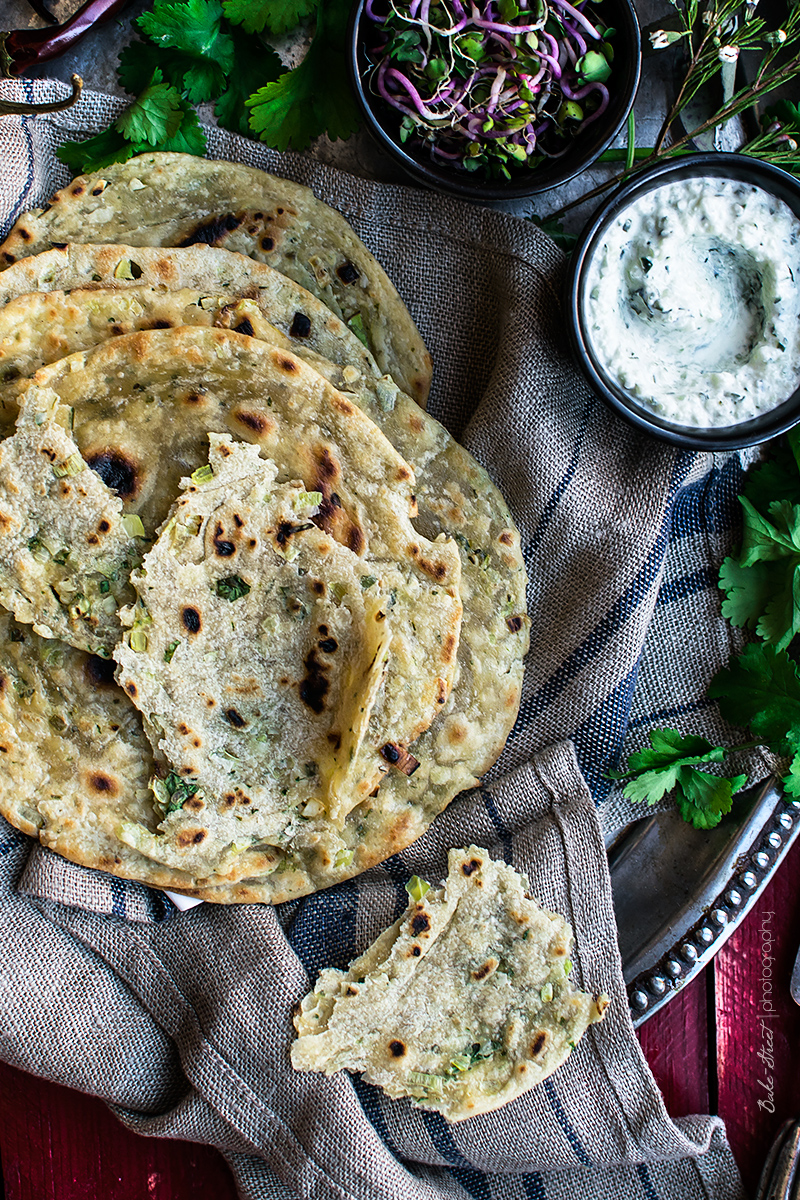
[566,154,800,450]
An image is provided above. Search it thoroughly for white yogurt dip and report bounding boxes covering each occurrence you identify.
[582,175,800,428]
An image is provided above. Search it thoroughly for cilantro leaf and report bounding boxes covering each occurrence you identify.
[739,496,800,567]
[719,556,800,649]
[58,71,205,174]
[118,40,167,95]
[674,770,745,830]
[719,555,781,629]
[246,0,360,149]
[57,128,140,174]
[739,444,800,513]
[115,71,184,144]
[215,26,282,136]
[246,42,360,149]
[156,101,207,155]
[138,0,235,69]
[783,750,800,797]
[223,0,318,36]
[119,32,226,106]
[758,563,800,650]
[616,727,727,776]
[708,642,800,757]
[610,728,745,830]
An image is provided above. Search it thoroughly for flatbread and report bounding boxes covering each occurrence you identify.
[0,243,390,438]
[114,435,462,881]
[0,154,432,406]
[0,607,206,891]
[0,394,141,655]
[292,846,608,1120]
[2,327,527,900]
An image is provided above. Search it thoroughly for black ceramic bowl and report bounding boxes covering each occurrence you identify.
[566,154,800,451]
[347,0,641,201]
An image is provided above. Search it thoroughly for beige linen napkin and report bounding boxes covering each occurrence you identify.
[0,77,750,1200]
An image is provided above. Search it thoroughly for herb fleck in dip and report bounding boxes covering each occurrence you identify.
[583,176,800,428]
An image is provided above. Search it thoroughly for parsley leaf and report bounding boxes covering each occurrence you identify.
[739,496,800,567]
[57,128,140,174]
[609,728,747,830]
[246,0,360,149]
[708,642,800,758]
[137,0,236,91]
[215,25,283,136]
[157,101,208,154]
[116,71,184,144]
[223,0,318,36]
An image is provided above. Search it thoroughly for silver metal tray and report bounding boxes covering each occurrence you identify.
[612,779,800,1026]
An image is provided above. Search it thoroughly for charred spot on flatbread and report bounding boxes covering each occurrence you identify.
[85,448,141,500]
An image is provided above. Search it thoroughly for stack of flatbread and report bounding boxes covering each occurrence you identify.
[0,152,530,904]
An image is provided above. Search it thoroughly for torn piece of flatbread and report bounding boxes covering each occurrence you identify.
[114,435,461,881]
[292,846,608,1121]
[0,392,141,655]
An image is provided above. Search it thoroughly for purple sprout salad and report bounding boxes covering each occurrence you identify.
[362,0,616,179]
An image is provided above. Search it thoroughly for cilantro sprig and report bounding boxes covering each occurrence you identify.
[57,0,360,175]
[609,729,749,830]
[612,428,800,829]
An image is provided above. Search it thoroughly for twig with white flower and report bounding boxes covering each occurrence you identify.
[652,0,799,156]
[545,0,800,223]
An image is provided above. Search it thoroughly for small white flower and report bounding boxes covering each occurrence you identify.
[765,27,787,44]
[649,27,682,47]
[718,44,739,62]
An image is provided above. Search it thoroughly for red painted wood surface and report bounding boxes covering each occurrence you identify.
[716,833,800,1197]
[1,838,798,1198]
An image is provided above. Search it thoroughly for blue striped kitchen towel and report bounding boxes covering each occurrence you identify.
[0,79,750,1200]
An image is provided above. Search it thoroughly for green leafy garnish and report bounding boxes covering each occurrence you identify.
[222,0,317,36]
[214,27,282,135]
[708,642,800,759]
[138,0,236,99]
[216,574,251,601]
[719,496,800,650]
[57,70,207,174]
[246,0,360,150]
[115,70,184,144]
[610,728,747,829]
[164,639,180,662]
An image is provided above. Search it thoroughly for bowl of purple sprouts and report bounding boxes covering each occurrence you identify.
[348,0,641,199]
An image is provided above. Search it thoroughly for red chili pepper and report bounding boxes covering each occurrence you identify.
[1,0,132,77]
